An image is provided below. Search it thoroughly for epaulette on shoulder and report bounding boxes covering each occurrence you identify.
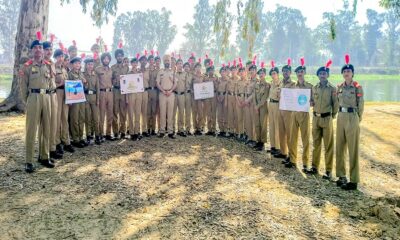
[353,81,361,88]
[43,60,51,65]
[337,82,344,88]
[24,60,33,66]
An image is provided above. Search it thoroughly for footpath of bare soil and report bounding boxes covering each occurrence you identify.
[0,103,399,239]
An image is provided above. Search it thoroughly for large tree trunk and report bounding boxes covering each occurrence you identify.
[0,0,49,112]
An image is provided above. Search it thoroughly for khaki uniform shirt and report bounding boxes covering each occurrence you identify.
[111,63,129,87]
[312,80,339,116]
[95,66,113,89]
[19,60,53,101]
[337,81,364,119]
[156,68,176,91]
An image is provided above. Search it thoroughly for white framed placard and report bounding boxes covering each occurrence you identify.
[65,80,86,104]
[120,73,144,94]
[279,88,311,112]
[193,81,215,100]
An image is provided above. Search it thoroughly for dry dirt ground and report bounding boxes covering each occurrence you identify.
[0,103,399,239]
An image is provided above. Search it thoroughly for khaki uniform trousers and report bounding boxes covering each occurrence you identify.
[268,102,280,149]
[312,115,334,172]
[159,93,175,134]
[112,89,127,135]
[289,112,310,166]
[56,89,70,145]
[99,91,113,136]
[278,110,293,155]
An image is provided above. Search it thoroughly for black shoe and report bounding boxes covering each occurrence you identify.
[131,134,138,141]
[206,131,215,136]
[158,133,165,138]
[64,144,75,153]
[217,131,226,137]
[194,130,202,136]
[285,161,296,168]
[105,135,115,141]
[168,133,176,139]
[274,153,287,159]
[56,144,64,155]
[254,142,264,151]
[281,157,290,164]
[114,133,120,139]
[271,148,280,155]
[72,141,85,148]
[178,132,187,137]
[50,151,63,160]
[142,132,150,137]
[322,171,332,180]
[95,136,102,145]
[25,163,35,173]
[120,133,126,139]
[336,177,348,187]
[38,159,55,168]
[187,131,193,136]
[302,165,309,173]
[306,167,318,175]
[341,182,357,190]
[80,140,89,147]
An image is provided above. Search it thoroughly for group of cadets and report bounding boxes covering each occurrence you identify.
[21,32,364,191]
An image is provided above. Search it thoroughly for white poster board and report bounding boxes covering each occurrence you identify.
[193,81,215,100]
[279,88,311,112]
[65,80,86,104]
[120,73,144,94]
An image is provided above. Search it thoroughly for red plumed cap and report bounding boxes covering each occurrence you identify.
[345,54,350,65]
[300,57,305,67]
[36,31,42,41]
[136,53,140,59]
[261,61,265,68]
[271,60,275,68]
[325,59,332,68]
[118,40,123,49]
[50,34,55,43]
[80,53,86,59]
[287,58,291,66]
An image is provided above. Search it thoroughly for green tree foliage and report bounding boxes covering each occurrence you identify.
[364,9,384,66]
[112,8,177,56]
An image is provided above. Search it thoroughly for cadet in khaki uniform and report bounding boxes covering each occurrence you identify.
[275,59,295,161]
[243,63,257,146]
[148,54,159,135]
[336,55,364,190]
[184,62,193,135]
[216,66,228,136]
[156,54,177,138]
[40,40,63,160]
[173,59,188,137]
[307,60,339,180]
[140,55,151,137]
[203,64,218,136]
[235,62,247,141]
[127,56,142,141]
[226,63,238,137]
[286,58,313,170]
[253,63,271,151]
[83,58,101,145]
[54,49,75,154]
[268,61,281,155]
[20,34,54,172]
[111,48,129,139]
[68,57,87,148]
[96,52,115,141]
[192,63,205,135]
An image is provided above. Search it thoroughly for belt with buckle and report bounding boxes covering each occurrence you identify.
[217,92,226,96]
[49,89,56,94]
[30,88,50,94]
[147,86,157,90]
[270,99,279,103]
[56,86,65,90]
[174,91,186,95]
[100,88,112,92]
[113,86,121,90]
[339,107,356,113]
[84,90,97,95]
[227,92,235,96]
[313,112,331,118]
[186,90,192,94]
[237,93,245,97]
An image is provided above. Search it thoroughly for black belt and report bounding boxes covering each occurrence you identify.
[84,90,97,95]
[270,99,279,103]
[56,86,64,90]
[227,92,235,96]
[113,86,121,90]
[313,112,331,118]
[30,89,51,94]
[147,86,157,91]
[100,88,112,92]
[174,91,186,95]
[237,93,245,97]
[339,107,356,113]
[49,89,56,94]
[217,92,226,96]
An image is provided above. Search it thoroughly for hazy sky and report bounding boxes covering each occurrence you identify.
[48,0,385,54]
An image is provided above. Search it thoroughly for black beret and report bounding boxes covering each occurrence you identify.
[294,66,306,73]
[68,45,77,52]
[147,55,154,61]
[282,65,292,72]
[257,68,267,75]
[189,56,196,60]
[183,62,190,68]
[176,58,183,64]
[70,57,82,64]
[53,49,64,58]
[230,65,237,70]
[316,66,330,76]
[219,66,226,73]
[84,57,94,64]
[246,60,252,66]
[64,54,70,59]
[238,66,246,72]
[341,64,354,74]
[204,58,211,66]
[155,56,161,61]
[114,49,124,58]
[30,40,42,49]
[194,62,202,68]
[139,55,147,61]
[206,65,215,72]
[42,41,53,49]
[100,52,112,62]
[249,64,257,71]
[130,58,138,63]
[269,67,279,76]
